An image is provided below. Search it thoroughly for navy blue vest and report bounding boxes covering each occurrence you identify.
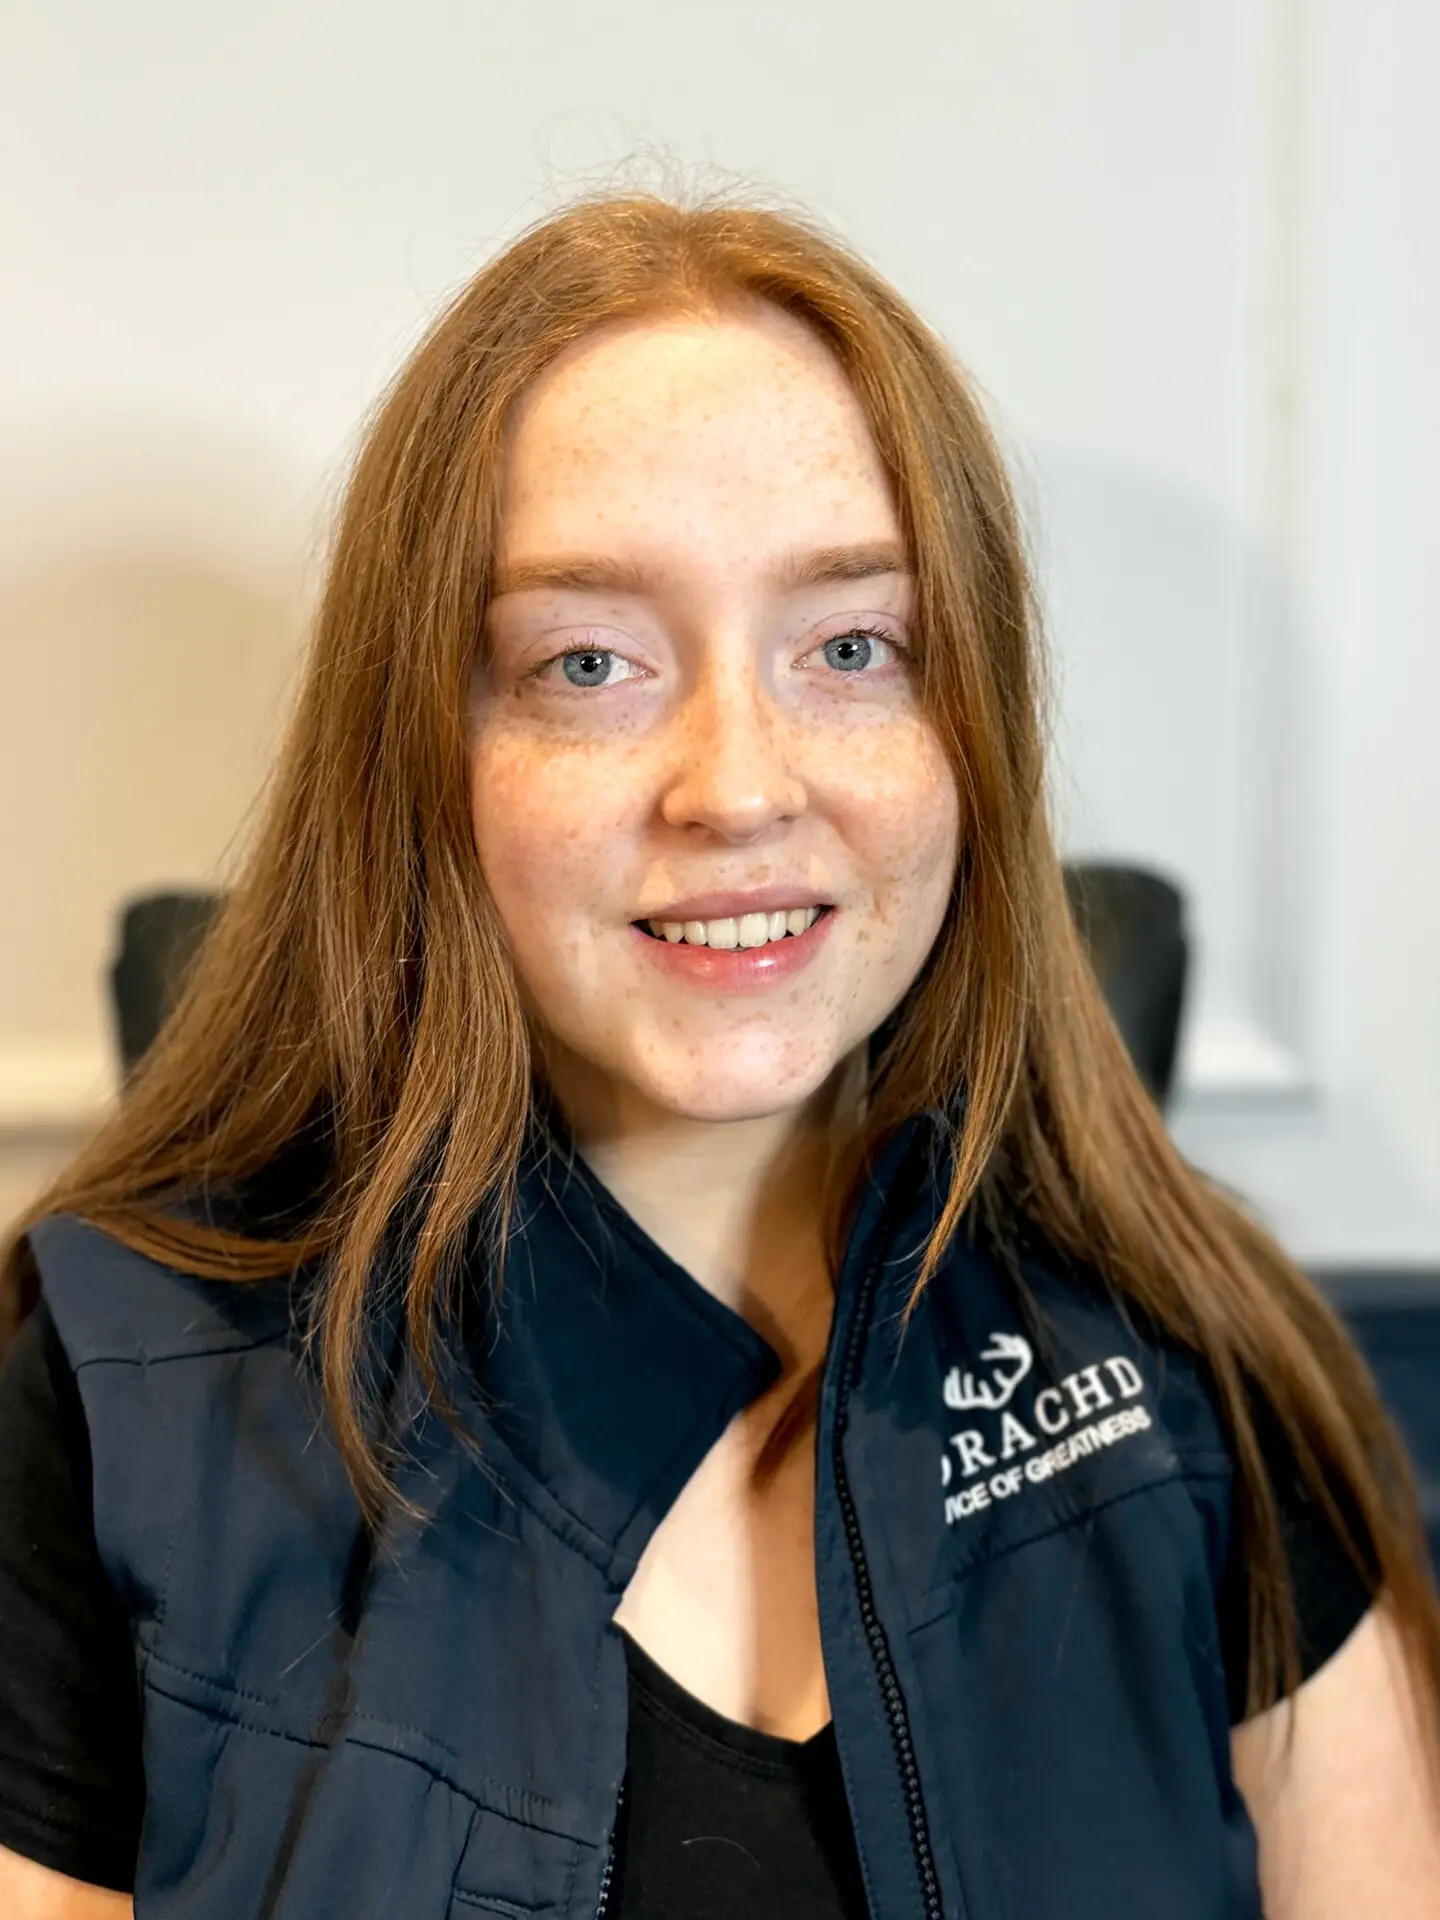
[29,1112,1261,1918]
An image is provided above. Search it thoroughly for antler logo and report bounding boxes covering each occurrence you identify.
[943,1331,1034,1412]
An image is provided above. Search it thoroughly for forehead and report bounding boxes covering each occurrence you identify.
[495,305,900,560]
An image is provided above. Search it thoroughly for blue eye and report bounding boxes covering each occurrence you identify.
[816,625,897,673]
[823,632,876,672]
[533,646,645,690]
[560,648,614,688]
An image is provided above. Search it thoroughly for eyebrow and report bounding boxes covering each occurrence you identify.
[489,540,910,599]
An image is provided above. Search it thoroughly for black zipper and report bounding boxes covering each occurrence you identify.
[592,1774,625,1920]
[833,1242,945,1920]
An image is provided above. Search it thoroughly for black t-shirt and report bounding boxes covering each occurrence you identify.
[0,1300,1378,1911]
[617,1629,868,1919]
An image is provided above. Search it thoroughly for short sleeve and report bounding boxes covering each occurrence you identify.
[1217,1380,1383,1725]
[0,1299,145,1890]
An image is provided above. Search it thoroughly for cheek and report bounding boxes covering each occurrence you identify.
[833,723,961,922]
[468,731,616,938]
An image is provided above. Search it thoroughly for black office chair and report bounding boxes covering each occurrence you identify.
[110,863,1192,1105]
[109,889,222,1081]
[1061,863,1187,1109]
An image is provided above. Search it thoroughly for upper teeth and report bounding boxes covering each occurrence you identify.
[647,907,824,948]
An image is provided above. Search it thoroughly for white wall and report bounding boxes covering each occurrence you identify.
[1,0,1436,1262]
[1167,0,1440,1261]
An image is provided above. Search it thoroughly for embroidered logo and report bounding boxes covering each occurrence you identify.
[939,1329,1153,1524]
[943,1331,1033,1411]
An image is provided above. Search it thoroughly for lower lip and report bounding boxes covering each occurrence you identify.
[630,910,836,993]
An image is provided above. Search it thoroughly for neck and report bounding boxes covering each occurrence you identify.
[538,1047,869,1374]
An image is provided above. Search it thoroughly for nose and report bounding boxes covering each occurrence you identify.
[657,653,807,842]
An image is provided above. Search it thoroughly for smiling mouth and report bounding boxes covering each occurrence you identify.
[633,906,832,949]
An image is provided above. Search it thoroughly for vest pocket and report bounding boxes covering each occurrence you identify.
[135,1673,586,1919]
[450,1803,588,1918]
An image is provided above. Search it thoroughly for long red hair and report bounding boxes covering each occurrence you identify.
[4,189,1437,1783]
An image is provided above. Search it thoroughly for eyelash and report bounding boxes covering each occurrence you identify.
[528,622,907,690]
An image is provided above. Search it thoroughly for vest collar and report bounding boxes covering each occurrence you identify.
[449,1099,950,1583]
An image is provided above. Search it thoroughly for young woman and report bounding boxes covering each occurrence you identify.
[2,192,1439,1920]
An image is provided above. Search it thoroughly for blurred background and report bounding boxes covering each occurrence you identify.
[2,0,1438,1283]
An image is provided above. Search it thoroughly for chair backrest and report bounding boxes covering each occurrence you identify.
[110,889,223,1082]
[109,863,1191,1106]
[1061,863,1189,1108]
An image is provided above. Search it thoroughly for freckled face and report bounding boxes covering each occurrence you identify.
[468,306,960,1123]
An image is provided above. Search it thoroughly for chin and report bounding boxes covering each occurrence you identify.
[631,1045,846,1127]
[651,1085,813,1125]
